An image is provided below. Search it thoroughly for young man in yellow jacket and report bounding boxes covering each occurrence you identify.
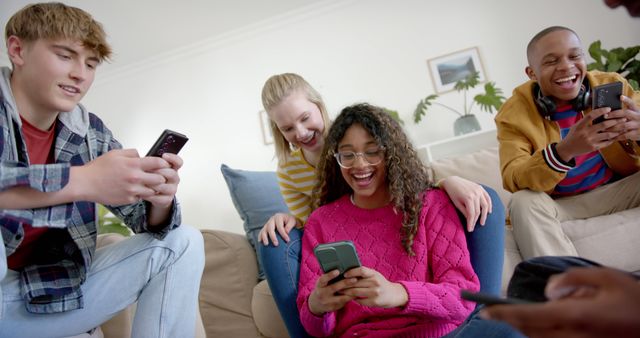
[495,26,640,259]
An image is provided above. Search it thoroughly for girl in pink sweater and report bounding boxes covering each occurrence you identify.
[296,103,480,337]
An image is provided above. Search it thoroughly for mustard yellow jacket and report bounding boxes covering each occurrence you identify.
[495,71,640,193]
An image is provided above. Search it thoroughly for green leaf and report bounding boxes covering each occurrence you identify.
[587,61,604,71]
[98,204,108,219]
[413,94,437,123]
[609,47,625,57]
[588,40,603,64]
[629,79,639,91]
[606,53,622,72]
[413,104,425,123]
[97,204,131,236]
[624,59,640,75]
[621,46,640,60]
[383,108,404,125]
[474,82,505,114]
[454,71,480,92]
[98,223,133,236]
[586,41,639,89]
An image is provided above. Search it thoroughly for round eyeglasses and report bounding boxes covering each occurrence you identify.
[333,147,385,169]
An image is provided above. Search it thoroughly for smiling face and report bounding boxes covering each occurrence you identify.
[526,29,586,107]
[8,37,98,129]
[337,123,389,209]
[268,90,325,155]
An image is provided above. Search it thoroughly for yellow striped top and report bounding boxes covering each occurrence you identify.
[277,149,318,225]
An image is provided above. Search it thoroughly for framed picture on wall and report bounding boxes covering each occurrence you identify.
[427,47,486,94]
[259,110,274,145]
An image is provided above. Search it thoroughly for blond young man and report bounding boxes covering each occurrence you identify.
[0,3,203,337]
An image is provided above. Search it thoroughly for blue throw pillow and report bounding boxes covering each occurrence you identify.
[220,164,289,279]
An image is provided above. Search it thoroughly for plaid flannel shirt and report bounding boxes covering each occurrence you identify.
[0,67,181,313]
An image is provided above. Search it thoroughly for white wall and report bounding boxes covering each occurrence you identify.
[4,0,639,233]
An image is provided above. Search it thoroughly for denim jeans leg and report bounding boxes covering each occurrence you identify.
[463,185,506,295]
[446,305,526,338]
[0,225,205,338]
[258,227,310,338]
[0,230,6,321]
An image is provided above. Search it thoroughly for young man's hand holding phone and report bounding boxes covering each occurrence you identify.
[142,129,188,218]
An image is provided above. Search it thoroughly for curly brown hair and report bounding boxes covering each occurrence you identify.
[313,103,435,255]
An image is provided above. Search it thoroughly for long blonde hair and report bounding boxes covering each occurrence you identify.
[261,73,331,163]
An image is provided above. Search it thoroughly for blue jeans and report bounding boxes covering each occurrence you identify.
[258,227,309,337]
[0,225,205,338]
[446,305,525,338]
[260,186,506,337]
[464,185,505,296]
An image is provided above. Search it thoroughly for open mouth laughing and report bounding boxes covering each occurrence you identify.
[298,131,318,148]
[554,74,580,89]
[352,171,374,187]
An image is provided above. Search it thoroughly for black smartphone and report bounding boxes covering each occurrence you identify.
[314,241,361,284]
[146,129,189,157]
[460,290,533,306]
[592,81,623,124]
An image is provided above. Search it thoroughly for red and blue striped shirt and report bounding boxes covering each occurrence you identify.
[550,105,615,196]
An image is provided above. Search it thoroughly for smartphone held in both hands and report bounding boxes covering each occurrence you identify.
[313,242,534,305]
[314,240,361,285]
[146,129,189,157]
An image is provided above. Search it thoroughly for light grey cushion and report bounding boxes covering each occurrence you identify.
[220,164,289,278]
[561,207,640,272]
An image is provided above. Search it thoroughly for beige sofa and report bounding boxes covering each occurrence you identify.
[95,229,286,338]
[99,145,640,338]
[430,146,640,281]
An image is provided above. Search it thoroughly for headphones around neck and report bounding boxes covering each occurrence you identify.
[533,79,591,118]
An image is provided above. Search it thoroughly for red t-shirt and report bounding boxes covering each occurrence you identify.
[7,117,56,270]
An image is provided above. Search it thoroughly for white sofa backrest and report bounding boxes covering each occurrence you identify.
[429,146,512,209]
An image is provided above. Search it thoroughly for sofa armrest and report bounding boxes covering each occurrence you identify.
[199,229,261,337]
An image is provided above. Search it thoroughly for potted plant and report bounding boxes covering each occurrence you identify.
[98,204,132,236]
[587,40,639,90]
[413,71,505,136]
[383,108,404,125]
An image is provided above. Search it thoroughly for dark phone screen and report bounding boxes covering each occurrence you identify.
[146,129,188,157]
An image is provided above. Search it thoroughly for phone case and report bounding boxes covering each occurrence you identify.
[146,129,189,157]
[592,81,623,109]
[314,241,361,284]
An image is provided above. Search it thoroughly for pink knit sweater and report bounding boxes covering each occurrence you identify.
[297,189,479,338]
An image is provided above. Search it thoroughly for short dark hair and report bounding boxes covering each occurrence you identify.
[526,26,579,65]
